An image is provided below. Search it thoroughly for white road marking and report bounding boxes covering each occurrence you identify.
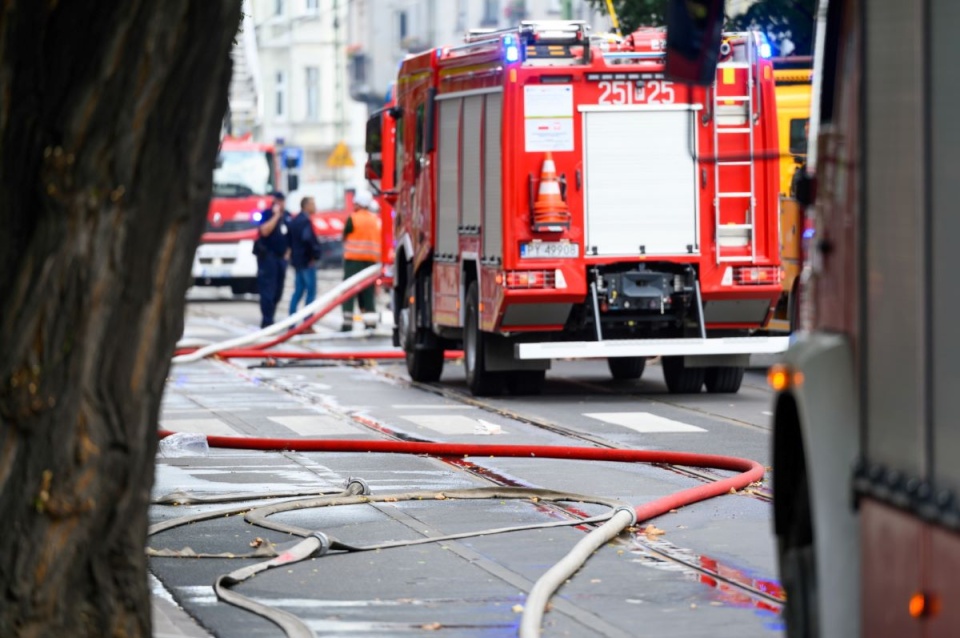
[401,415,507,435]
[583,412,706,433]
[268,415,361,436]
[160,418,238,436]
[390,404,475,410]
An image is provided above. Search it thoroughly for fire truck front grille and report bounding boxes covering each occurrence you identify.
[206,220,257,233]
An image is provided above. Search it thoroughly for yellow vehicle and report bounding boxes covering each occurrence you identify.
[767,56,812,333]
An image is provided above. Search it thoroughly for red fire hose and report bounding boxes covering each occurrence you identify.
[156,430,763,523]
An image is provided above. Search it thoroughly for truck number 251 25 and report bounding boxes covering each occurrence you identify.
[598,80,676,105]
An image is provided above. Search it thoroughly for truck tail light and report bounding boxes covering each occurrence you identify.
[501,270,556,289]
[733,266,781,285]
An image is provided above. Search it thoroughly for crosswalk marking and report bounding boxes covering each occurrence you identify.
[401,414,506,435]
[583,412,706,433]
[160,418,238,436]
[268,415,360,436]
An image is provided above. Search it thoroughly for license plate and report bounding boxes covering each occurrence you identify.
[520,242,580,259]
[200,267,233,278]
[198,244,239,259]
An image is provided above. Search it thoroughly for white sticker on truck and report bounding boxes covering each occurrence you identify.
[524,85,574,152]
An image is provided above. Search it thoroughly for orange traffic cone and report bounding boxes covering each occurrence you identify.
[532,152,570,232]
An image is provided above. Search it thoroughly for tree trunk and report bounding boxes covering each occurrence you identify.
[0,2,241,636]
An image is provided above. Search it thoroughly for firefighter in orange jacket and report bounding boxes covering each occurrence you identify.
[340,190,382,331]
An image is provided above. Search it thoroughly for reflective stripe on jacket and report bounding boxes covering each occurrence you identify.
[343,209,381,262]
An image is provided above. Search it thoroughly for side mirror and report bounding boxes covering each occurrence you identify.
[664,0,726,86]
[287,173,299,193]
[365,157,383,181]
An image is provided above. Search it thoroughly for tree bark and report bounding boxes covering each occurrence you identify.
[0,2,241,636]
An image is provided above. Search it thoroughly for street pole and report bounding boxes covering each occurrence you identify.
[333,0,345,207]
[562,0,572,20]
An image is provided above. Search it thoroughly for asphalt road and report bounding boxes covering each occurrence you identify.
[151,276,785,638]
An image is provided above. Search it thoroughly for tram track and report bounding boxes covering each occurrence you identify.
[362,364,772,504]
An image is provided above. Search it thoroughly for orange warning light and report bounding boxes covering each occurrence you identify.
[767,364,802,391]
[909,592,939,618]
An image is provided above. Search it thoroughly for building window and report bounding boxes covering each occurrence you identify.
[275,0,284,16]
[398,11,408,40]
[275,70,286,117]
[306,0,318,9]
[482,0,499,26]
[305,67,319,120]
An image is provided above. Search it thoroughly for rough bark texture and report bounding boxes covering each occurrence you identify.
[0,2,241,636]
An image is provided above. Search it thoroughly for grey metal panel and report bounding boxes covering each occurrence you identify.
[931,0,960,491]
[501,303,572,327]
[583,110,698,256]
[864,0,925,475]
[437,98,462,258]
[483,93,503,261]
[702,299,770,324]
[461,96,483,231]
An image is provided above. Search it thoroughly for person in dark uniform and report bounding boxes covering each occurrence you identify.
[288,196,323,317]
[255,191,290,328]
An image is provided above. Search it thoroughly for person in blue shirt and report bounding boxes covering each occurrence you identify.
[287,196,324,318]
[254,191,291,328]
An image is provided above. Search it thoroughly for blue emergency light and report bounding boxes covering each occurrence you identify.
[758,32,773,59]
[504,35,519,63]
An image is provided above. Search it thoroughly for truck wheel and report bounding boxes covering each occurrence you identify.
[607,357,646,380]
[505,370,546,396]
[704,366,745,393]
[778,468,819,638]
[400,276,444,383]
[661,356,705,394]
[464,282,504,396]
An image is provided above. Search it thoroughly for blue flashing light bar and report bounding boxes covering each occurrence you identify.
[504,35,519,63]
[758,32,773,59]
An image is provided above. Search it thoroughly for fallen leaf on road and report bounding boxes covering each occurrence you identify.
[383,496,398,502]
[512,604,524,613]
[590,579,602,584]
[643,525,665,537]
[728,488,737,494]
[421,622,442,631]
[669,509,678,513]
[249,537,264,548]
[434,493,447,500]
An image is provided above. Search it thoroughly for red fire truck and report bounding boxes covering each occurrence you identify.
[665,0,960,636]
[192,135,282,295]
[366,20,789,396]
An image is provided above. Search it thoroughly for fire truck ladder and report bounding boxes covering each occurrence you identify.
[713,35,758,264]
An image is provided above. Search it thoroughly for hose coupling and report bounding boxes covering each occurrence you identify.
[613,505,638,527]
[311,532,331,556]
[345,477,371,495]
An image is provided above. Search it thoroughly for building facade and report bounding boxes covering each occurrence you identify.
[251,0,367,207]
[347,0,614,110]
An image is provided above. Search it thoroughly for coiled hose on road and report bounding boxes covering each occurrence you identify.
[154,430,764,637]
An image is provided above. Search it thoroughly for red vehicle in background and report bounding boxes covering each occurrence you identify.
[192,134,280,295]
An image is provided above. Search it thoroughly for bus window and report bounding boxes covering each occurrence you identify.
[790,118,809,156]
